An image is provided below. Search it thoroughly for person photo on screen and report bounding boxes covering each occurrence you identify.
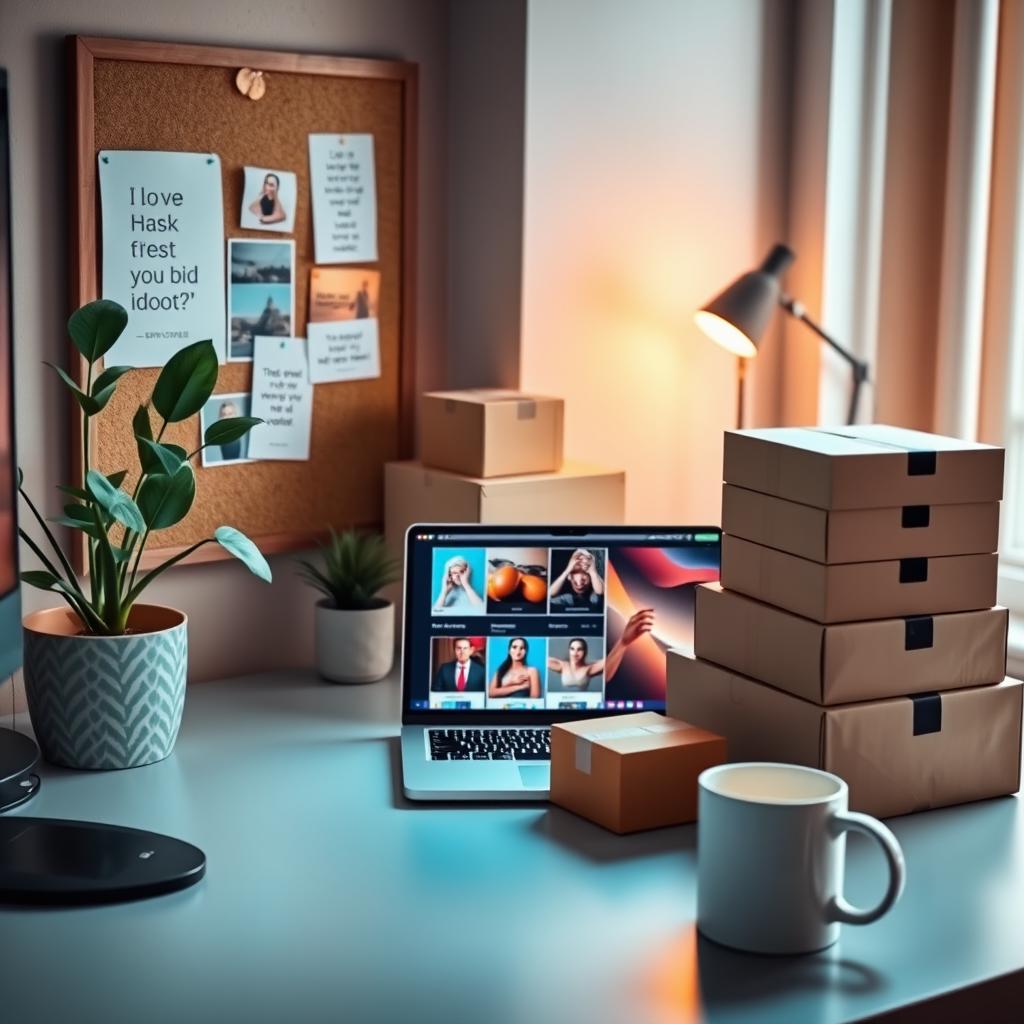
[547,638,604,690]
[432,638,486,692]
[549,548,604,611]
[488,637,541,698]
[433,555,484,612]
[248,172,287,226]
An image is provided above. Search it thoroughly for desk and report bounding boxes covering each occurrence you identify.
[0,671,1022,1024]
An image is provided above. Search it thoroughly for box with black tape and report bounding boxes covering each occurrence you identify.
[723,425,1004,511]
[694,583,1008,704]
[720,534,997,623]
[722,483,1000,564]
[667,651,1023,818]
[420,389,564,478]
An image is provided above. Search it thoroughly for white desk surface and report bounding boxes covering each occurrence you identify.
[1,670,1023,1024]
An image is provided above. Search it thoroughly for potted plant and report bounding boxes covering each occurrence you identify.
[19,299,271,770]
[297,529,399,683]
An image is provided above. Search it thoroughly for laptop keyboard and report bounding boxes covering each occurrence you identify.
[428,728,551,761]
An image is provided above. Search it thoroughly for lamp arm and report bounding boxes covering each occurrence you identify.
[780,296,869,379]
[780,295,869,425]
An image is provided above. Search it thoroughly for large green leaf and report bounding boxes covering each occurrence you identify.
[152,339,218,423]
[67,299,128,363]
[85,469,145,533]
[107,470,128,490]
[203,415,263,447]
[136,437,186,476]
[138,463,196,530]
[92,364,133,394]
[21,570,61,591]
[48,515,101,539]
[57,483,89,501]
[215,526,272,582]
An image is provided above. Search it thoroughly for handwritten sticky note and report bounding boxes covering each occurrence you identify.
[248,337,313,461]
[99,150,226,366]
[308,134,377,264]
[307,320,381,384]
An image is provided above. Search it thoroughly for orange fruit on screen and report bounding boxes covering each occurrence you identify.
[489,565,521,601]
[520,574,547,603]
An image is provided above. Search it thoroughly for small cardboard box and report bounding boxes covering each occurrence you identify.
[550,712,726,833]
[695,583,1008,704]
[420,389,564,478]
[722,483,1000,564]
[667,651,1022,818]
[723,425,1004,510]
[385,460,625,569]
[721,534,997,623]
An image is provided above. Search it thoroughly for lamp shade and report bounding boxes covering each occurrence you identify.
[695,244,796,358]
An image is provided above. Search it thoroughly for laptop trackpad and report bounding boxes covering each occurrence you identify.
[518,765,550,790]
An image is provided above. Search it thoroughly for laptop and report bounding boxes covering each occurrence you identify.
[400,524,721,800]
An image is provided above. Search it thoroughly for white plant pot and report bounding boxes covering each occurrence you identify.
[315,600,394,683]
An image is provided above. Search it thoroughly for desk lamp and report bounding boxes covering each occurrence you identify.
[695,244,869,427]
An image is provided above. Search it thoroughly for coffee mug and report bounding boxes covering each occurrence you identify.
[697,762,905,955]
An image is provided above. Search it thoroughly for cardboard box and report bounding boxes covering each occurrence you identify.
[667,651,1022,818]
[550,712,726,833]
[722,483,1000,564]
[723,425,1004,510]
[721,534,997,623]
[385,460,626,567]
[420,389,564,478]
[695,583,1008,704]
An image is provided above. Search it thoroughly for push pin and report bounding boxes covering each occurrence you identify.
[235,68,266,100]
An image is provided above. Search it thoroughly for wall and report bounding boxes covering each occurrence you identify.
[0,0,451,695]
[519,0,793,523]
[446,0,526,388]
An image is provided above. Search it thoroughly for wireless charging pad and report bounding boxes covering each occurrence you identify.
[0,727,40,813]
[0,818,206,905]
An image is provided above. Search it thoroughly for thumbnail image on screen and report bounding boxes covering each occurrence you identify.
[429,636,488,710]
[431,548,487,614]
[486,635,545,709]
[548,548,606,614]
[546,636,605,710]
[485,548,549,615]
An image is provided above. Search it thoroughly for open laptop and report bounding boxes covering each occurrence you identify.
[400,525,721,800]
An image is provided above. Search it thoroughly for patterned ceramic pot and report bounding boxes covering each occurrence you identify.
[23,604,188,770]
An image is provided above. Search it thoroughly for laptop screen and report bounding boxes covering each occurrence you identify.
[402,526,720,720]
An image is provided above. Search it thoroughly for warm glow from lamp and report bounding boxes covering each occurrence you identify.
[694,310,758,359]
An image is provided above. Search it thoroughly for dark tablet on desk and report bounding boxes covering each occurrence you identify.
[0,817,206,905]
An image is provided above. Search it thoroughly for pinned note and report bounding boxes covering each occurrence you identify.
[248,337,313,461]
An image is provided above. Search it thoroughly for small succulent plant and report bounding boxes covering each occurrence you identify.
[296,529,399,611]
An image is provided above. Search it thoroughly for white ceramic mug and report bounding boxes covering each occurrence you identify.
[697,762,906,955]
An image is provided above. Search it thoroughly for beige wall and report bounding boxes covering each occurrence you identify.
[0,0,451,696]
[520,0,792,523]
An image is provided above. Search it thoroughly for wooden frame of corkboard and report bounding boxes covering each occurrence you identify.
[67,35,417,572]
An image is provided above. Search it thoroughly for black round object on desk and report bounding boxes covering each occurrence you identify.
[0,818,207,905]
[0,728,40,813]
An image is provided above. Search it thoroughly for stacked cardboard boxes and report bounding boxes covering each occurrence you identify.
[386,389,625,563]
[668,425,1023,818]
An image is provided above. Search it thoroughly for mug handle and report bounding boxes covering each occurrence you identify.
[825,811,906,925]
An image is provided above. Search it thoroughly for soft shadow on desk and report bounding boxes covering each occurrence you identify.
[696,931,884,1007]
[529,806,696,864]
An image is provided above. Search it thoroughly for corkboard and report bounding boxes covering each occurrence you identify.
[68,37,417,570]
